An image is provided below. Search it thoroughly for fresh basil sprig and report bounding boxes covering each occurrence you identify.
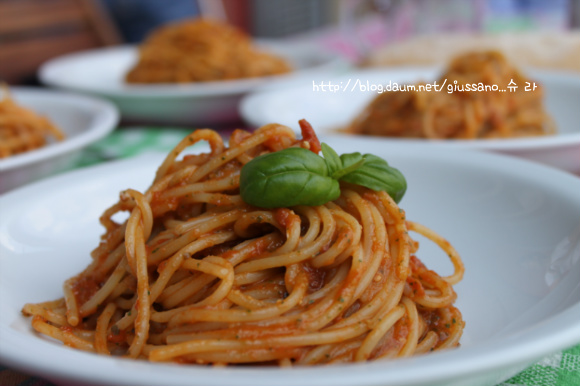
[240,143,406,208]
[239,147,340,208]
[338,153,407,203]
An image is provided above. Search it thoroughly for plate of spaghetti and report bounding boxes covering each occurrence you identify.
[38,18,348,126]
[240,51,580,174]
[0,121,579,386]
[0,86,118,193]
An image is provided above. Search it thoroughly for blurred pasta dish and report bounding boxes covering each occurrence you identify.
[126,18,292,84]
[349,51,555,139]
[0,86,65,158]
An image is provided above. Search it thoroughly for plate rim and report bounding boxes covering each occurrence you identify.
[0,86,119,172]
[38,45,349,98]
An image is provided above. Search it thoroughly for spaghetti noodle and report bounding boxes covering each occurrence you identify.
[22,122,464,365]
[349,51,555,139]
[126,18,292,84]
[0,86,65,158]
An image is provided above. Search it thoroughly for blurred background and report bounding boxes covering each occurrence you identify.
[1,0,579,85]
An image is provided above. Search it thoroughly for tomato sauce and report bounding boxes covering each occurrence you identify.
[274,208,297,228]
[71,274,101,305]
[419,309,450,344]
[302,263,326,293]
[107,326,128,343]
[299,119,321,154]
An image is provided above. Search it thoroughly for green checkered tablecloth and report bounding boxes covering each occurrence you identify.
[1,128,578,386]
[75,127,200,167]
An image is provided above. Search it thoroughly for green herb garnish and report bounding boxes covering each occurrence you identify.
[239,142,406,208]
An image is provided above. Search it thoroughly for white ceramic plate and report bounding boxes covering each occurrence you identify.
[0,87,119,193]
[38,43,349,126]
[1,138,579,386]
[240,68,580,174]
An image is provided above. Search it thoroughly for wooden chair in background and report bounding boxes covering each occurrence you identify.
[0,0,122,84]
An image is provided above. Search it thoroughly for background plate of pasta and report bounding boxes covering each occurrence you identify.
[38,19,348,126]
[0,126,579,386]
[0,87,119,193]
[240,52,580,175]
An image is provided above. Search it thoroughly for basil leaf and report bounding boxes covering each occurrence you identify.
[239,141,407,209]
[338,152,364,169]
[240,147,340,208]
[339,153,407,203]
[332,158,365,180]
[321,143,342,176]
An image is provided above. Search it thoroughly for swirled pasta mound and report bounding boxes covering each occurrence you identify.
[23,122,464,365]
[126,18,291,84]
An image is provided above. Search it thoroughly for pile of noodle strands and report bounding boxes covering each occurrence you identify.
[126,18,291,84]
[349,50,555,139]
[0,86,65,158]
[23,122,465,365]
